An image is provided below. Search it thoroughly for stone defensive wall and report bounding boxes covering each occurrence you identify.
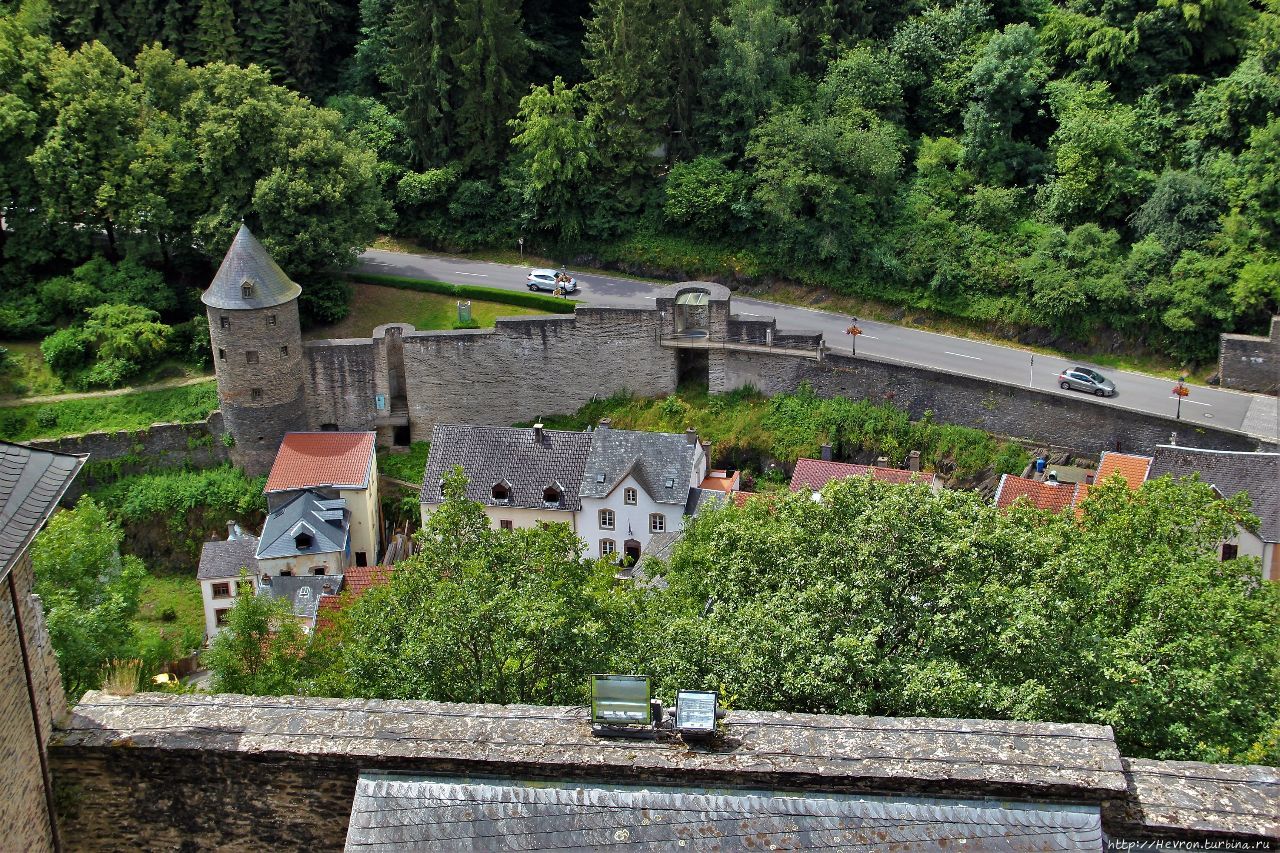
[1220,315,1279,395]
[290,280,1272,455]
[49,691,1280,849]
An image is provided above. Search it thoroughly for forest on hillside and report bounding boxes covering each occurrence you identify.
[1,0,1278,368]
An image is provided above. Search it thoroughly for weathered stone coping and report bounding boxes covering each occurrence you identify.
[57,692,1125,802]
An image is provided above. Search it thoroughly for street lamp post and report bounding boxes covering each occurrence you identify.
[845,317,862,356]
[1173,372,1189,420]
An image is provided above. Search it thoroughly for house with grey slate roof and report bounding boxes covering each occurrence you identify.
[255,490,351,579]
[197,522,259,640]
[420,419,711,562]
[1149,445,1280,580]
[256,573,344,634]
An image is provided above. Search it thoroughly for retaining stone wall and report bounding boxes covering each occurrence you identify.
[304,339,379,432]
[28,412,229,501]
[1219,316,1279,394]
[722,350,1270,455]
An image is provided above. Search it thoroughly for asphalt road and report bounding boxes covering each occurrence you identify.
[356,248,1258,436]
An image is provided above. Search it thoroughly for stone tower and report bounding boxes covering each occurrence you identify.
[202,225,308,475]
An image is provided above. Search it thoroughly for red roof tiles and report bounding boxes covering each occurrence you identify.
[1094,452,1153,490]
[344,565,395,597]
[789,458,928,492]
[265,432,376,493]
[993,475,1083,513]
[700,470,741,493]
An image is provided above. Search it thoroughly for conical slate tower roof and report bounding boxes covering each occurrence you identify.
[201,224,302,309]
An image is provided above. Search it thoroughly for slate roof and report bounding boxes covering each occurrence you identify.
[790,457,928,491]
[345,774,1106,851]
[256,490,349,560]
[0,441,86,582]
[684,487,726,515]
[265,432,376,492]
[1149,446,1280,541]
[197,535,260,581]
[994,475,1083,513]
[421,424,593,511]
[258,573,343,620]
[580,427,701,506]
[1094,451,1153,489]
[200,224,302,310]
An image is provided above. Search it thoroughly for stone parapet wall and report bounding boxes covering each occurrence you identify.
[49,692,1279,850]
[304,338,379,432]
[723,350,1272,454]
[1219,316,1279,394]
[28,413,229,501]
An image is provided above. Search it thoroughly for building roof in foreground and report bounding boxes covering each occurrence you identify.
[256,490,349,560]
[265,432,377,493]
[201,223,302,310]
[1149,446,1280,541]
[258,573,343,620]
[0,441,85,582]
[197,535,260,581]
[993,475,1084,513]
[790,457,929,492]
[1094,451,1153,489]
[580,425,703,507]
[422,424,593,511]
[346,774,1105,851]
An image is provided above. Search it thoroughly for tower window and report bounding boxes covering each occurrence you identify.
[217,348,226,361]
[246,350,259,364]
[280,345,289,357]
[220,316,230,329]
[242,282,255,299]
[268,314,277,327]
[251,388,262,401]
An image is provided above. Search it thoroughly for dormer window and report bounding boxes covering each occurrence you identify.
[624,488,637,505]
[294,531,313,550]
[491,481,512,504]
[543,485,563,507]
[242,281,255,299]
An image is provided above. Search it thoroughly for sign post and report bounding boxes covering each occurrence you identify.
[518,236,524,261]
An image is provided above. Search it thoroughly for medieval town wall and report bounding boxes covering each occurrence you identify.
[1219,316,1279,395]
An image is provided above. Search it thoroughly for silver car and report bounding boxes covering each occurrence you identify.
[527,268,577,293]
[1058,366,1116,397]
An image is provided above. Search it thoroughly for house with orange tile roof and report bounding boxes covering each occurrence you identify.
[699,469,741,494]
[993,474,1085,513]
[789,456,939,494]
[265,432,381,568]
[1092,452,1153,489]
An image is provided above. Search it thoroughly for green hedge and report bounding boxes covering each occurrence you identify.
[350,273,577,314]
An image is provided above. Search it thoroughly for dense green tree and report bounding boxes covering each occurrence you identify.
[890,0,991,136]
[1133,170,1225,252]
[335,469,637,704]
[451,0,528,170]
[206,572,316,695]
[961,23,1048,185]
[31,497,146,700]
[634,475,1280,761]
[191,0,240,64]
[0,11,54,267]
[663,156,748,234]
[697,0,798,156]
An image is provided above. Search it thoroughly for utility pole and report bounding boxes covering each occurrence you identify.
[1173,372,1189,420]
[1029,354,1034,387]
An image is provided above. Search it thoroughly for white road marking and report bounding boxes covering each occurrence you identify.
[1176,398,1212,407]
[858,335,879,340]
[453,271,488,277]
[944,351,983,360]
[364,260,393,266]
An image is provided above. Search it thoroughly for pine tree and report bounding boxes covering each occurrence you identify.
[192,0,242,64]
[385,0,454,165]
[450,0,527,170]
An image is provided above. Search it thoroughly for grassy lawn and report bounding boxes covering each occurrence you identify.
[378,440,430,484]
[134,572,205,660]
[0,340,66,397]
[305,283,550,340]
[0,380,219,441]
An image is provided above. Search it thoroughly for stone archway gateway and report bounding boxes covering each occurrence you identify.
[623,539,641,565]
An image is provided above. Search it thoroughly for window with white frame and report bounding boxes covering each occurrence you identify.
[599,509,615,530]
[649,513,665,533]
[600,539,616,556]
[624,487,638,505]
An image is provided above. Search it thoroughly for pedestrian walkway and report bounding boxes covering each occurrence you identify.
[1241,394,1279,444]
[0,374,213,408]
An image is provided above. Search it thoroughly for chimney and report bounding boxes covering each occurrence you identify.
[533,423,544,442]
[226,520,239,541]
[1046,470,1059,485]
[875,456,889,468]
[260,573,272,586]
[820,443,832,462]
[685,428,698,445]
[1169,431,1178,446]
[908,451,921,472]
[598,418,611,431]
[321,582,334,595]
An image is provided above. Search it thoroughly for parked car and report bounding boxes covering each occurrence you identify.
[1058,366,1116,397]
[527,268,577,293]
